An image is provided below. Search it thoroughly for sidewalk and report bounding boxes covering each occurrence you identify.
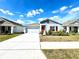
[0,50,47,59]
[41,42,79,49]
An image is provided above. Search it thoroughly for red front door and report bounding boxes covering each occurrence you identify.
[41,25,45,33]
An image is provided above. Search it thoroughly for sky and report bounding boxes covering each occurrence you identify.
[0,0,79,25]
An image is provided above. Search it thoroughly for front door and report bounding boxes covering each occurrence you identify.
[41,25,46,33]
[1,26,5,33]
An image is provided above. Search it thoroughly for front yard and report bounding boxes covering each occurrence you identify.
[42,49,79,59]
[40,35,79,42]
[0,34,20,42]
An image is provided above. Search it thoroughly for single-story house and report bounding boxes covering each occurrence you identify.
[62,19,79,33]
[40,19,62,33]
[27,19,62,33]
[27,23,40,33]
[0,17,26,34]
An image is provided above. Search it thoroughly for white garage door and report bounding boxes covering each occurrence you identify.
[28,29,39,33]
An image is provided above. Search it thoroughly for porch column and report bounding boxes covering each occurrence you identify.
[78,27,79,33]
[11,26,14,34]
[55,26,57,31]
[66,26,69,33]
[46,24,50,32]
[23,27,26,33]
[0,26,1,34]
[40,24,41,32]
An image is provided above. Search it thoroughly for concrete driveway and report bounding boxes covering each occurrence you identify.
[0,33,40,49]
[0,33,47,59]
[0,50,46,59]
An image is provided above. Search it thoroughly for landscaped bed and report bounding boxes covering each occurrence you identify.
[0,34,20,42]
[42,49,79,59]
[40,30,79,42]
[40,35,79,42]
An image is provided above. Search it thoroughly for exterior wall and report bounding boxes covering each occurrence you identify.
[40,22,63,32]
[40,23,50,32]
[13,26,24,33]
[23,27,27,33]
[0,26,1,34]
[58,25,63,31]
[48,23,62,31]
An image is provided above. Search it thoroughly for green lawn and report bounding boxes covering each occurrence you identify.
[0,34,20,42]
[40,35,79,42]
[42,49,79,59]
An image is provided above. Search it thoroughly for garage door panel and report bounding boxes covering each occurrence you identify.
[28,29,39,33]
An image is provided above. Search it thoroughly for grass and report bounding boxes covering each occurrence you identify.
[0,34,20,42]
[40,35,79,42]
[42,49,79,59]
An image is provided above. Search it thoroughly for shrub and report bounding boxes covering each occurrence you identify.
[40,31,43,34]
[14,32,24,34]
[47,30,69,36]
[48,30,52,35]
[69,32,77,35]
[40,31,47,35]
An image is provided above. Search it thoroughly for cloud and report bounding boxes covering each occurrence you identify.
[69,5,73,8]
[26,20,36,24]
[0,9,14,15]
[52,6,68,14]
[49,16,59,20]
[26,8,44,17]
[68,7,79,14]
[19,15,24,18]
[16,19,24,24]
[60,6,68,11]
[38,16,60,22]
[52,10,59,13]
[39,9,44,13]
[38,18,47,22]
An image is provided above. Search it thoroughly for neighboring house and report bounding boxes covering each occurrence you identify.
[27,23,40,33]
[40,19,62,33]
[62,19,79,33]
[0,17,26,34]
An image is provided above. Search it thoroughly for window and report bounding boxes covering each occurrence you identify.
[56,26,58,31]
[50,26,55,31]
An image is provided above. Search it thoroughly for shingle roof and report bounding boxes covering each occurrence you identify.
[40,19,62,25]
[27,23,40,26]
[0,17,24,26]
[62,19,79,26]
[27,23,40,29]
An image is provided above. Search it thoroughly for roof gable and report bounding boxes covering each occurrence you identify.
[0,17,23,26]
[40,19,62,25]
[0,20,15,26]
[63,19,79,26]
